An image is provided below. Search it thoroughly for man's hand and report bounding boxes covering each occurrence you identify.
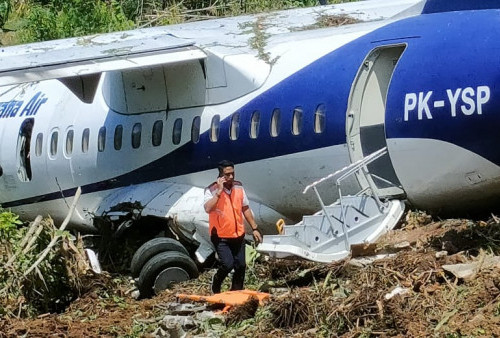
[252,229,263,244]
[216,176,226,193]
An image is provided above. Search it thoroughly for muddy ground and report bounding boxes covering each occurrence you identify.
[2,211,500,337]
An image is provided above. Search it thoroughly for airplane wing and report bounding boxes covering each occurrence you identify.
[0,33,206,86]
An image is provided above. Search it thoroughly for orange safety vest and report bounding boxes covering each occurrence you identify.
[207,181,246,238]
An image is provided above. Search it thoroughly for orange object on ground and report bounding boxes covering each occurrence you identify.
[177,290,270,312]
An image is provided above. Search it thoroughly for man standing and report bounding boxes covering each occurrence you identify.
[204,160,263,294]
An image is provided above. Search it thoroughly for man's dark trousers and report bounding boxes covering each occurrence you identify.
[211,235,246,294]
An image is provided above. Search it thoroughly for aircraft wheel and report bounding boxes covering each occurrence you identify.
[130,237,190,277]
[138,251,199,297]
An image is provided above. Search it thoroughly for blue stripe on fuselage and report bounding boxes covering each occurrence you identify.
[6,8,500,207]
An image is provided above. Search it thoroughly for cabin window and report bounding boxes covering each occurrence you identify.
[98,126,106,152]
[114,125,123,150]
[132,123,142,149]
[270,109,281,137]
[250,111,260,139]
[35,133,43,157]
[65,130,74,156]
[172,118,183,145]
[230,113,240,140]
[82,128,90,153]
[210,115,220,142]
[314,104,326,134]
[191,116,200,144]
[17,118,34,182]
[50,131,58,157]
[152,120,163,147]
[292,107,303,135]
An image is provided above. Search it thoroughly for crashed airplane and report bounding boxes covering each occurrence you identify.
[0,0,499,295]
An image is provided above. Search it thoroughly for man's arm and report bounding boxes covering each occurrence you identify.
[243,206,262,244]
[204,192,220,213]
[204,178,225,213]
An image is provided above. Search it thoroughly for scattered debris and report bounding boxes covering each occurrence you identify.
[292,14,361,31]
[442,254,500,280]
[384,286,410,300]
[2,211,500,336]
[225,296,260,326]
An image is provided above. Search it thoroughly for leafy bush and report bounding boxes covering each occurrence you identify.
[0,210,22,243]
[0,213,93,317]
[0,0,10,28]
[3,0,358,45]
[19,0,134,43]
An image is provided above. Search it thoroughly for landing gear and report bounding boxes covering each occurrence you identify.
[137,251,199,297]
[131,238,199,297]
[130,237,190,277]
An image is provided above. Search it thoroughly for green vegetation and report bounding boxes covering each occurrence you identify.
[16,0,134,43]
[0,0,357,45]
[0,0,10,28]
[0,211,92,317]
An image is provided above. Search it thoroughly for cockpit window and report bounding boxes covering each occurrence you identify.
[17,118,34,182]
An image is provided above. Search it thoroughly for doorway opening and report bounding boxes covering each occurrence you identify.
[17,118,34,182]
[346,45,406,198]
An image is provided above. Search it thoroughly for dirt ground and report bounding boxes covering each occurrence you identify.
[2,211,500,337]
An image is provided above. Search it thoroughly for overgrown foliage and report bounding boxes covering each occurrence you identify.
[0,212,96,317]
[0,0,10,28]
[18,0,134,43]
[1,0,358,45]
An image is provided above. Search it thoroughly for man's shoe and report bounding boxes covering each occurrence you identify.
[211,272,221,294]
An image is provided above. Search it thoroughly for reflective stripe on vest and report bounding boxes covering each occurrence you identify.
[208,185,245,238]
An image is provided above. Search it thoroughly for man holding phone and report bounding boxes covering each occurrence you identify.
[204,160,263,294]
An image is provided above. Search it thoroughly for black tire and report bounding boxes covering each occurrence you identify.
[130,237,190,277]
[138,251,199,298]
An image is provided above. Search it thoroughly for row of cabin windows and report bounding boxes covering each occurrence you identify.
[212,104,326,142]
[35,121,170,158]
[38,119,189,158]
[34,104,326,157]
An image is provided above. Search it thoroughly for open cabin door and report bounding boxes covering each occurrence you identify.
[346,45,406,198]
